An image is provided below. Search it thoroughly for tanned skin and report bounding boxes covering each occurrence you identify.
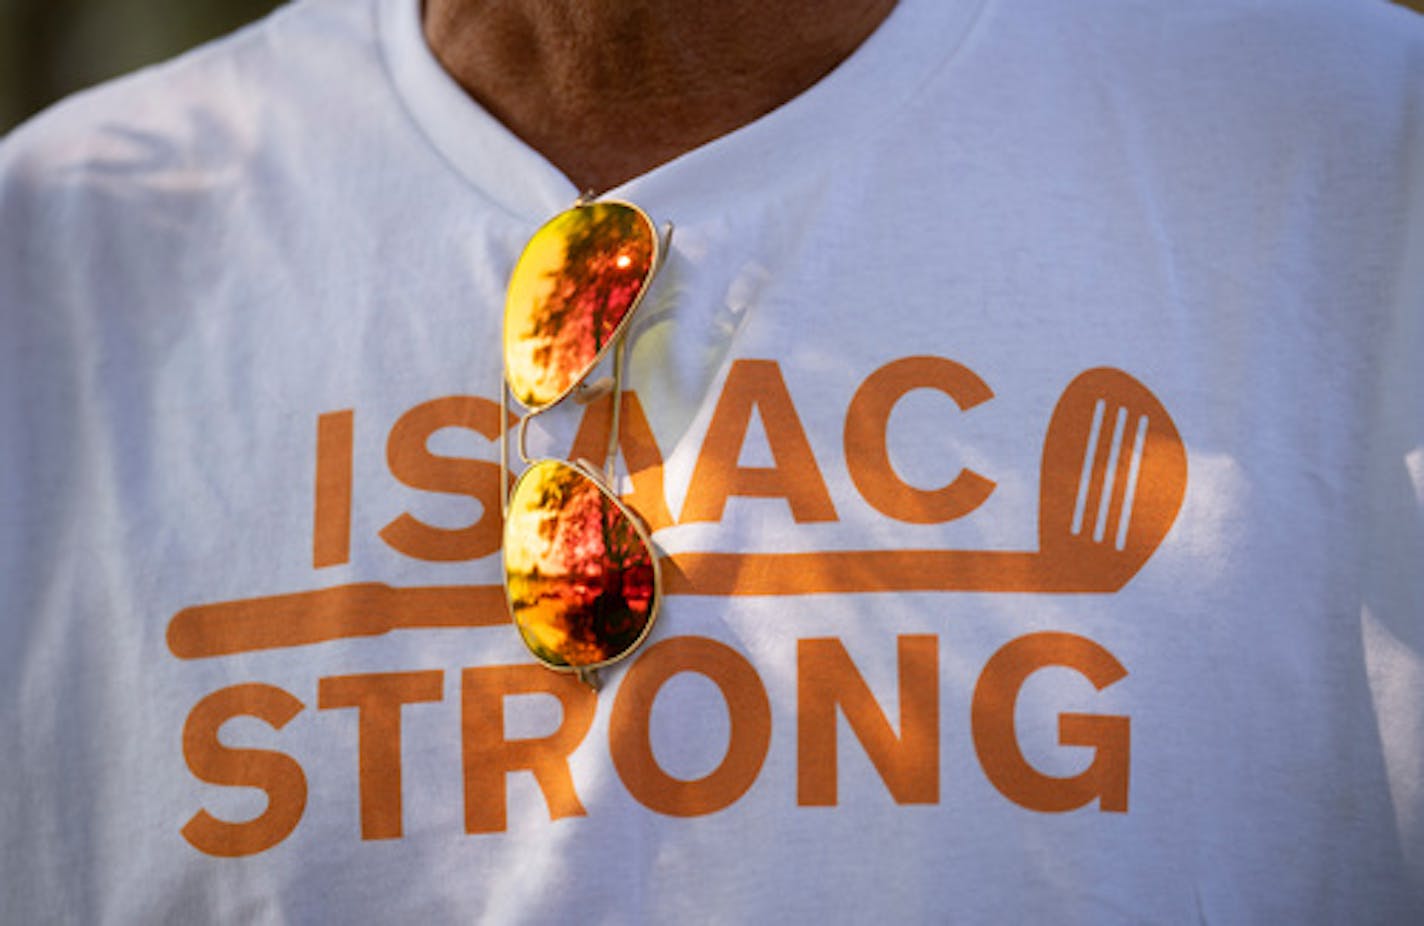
[424,0,899,193]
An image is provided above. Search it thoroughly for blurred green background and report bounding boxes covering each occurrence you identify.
[2,0,1422,136]
[1,0,283,134]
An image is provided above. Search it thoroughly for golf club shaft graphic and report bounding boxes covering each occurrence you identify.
[168,368,1186,659]
[166,553,1062,659]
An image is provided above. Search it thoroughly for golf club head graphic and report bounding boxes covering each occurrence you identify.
[1034,367,1188,592]
[658,365,1188,595]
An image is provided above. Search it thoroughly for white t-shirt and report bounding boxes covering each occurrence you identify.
[2,0,1421,921]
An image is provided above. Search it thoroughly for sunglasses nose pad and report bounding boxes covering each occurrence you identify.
[574,376,615,403]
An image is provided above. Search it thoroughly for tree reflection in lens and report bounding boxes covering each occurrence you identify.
[504,460,656,668]
[504,202,656,409]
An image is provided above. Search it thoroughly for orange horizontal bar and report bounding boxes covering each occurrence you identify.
[167,549,1117,660]
[662,549,1076,596]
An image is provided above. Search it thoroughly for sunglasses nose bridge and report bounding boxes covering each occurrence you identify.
[515,410,537,467]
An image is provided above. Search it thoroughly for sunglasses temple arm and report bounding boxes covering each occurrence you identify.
[604,331,628,486]
[596,221,668,487]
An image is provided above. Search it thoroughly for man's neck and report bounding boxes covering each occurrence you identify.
[424,0,898,193]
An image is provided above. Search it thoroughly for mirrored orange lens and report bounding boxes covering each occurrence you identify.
[504,201,656,409]
[503,459,658,669]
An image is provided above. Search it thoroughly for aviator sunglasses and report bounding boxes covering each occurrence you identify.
[500,197,670,687]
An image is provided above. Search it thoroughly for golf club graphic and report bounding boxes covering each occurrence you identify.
[168,367,1186,659]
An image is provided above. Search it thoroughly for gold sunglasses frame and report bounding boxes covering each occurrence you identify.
[499,196,673,687]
